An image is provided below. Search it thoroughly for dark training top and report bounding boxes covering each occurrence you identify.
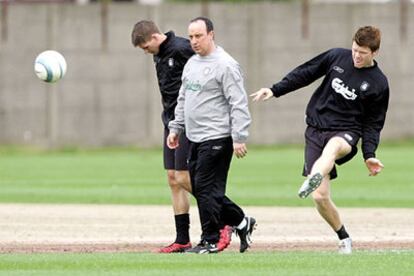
[153,31,194,127]
[270,48,389,160]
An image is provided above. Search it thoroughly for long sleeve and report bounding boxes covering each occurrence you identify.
[168,80,186,136]
[361,85,389,160]
[221,65,251,143]
[270,49,333,97]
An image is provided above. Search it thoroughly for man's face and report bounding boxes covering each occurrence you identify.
[188,20,214,56]
[352,41,377,68]
[138,35,160,55]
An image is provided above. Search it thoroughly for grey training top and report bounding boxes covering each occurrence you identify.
[169,46,251,143]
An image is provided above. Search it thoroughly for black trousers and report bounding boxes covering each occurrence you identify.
[188,136,245,243]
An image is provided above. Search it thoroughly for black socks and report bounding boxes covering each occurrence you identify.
[336,225,350,240]
[175,213,190,244]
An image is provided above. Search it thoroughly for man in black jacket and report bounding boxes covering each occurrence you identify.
[131,20,233,253]
[131,20,194,253]
[251,26,389,254]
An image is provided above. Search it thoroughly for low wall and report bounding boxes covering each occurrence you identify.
[0,2,412,147]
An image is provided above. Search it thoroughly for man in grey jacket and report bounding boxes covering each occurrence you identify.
[167,17,256,254]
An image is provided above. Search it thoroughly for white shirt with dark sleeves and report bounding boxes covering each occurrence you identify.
[169,46,251,144]
[270,48,389,160]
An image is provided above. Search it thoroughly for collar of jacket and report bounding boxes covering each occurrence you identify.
[158,31,175,56]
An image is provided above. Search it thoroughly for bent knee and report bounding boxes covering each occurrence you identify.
[312,190,330,204]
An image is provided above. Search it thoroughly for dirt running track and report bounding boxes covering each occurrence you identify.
[0,204,413,253]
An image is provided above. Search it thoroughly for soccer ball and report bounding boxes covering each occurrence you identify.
[34,50,67,83]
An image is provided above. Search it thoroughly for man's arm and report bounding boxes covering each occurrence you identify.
[221,64,251,158]
[251,49,334,101]
[361,84,389,176]
[365,158,384,176]
[361,86,389,160]
[167,79,187,148]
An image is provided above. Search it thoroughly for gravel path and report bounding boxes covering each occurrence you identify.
[1,204,413,253]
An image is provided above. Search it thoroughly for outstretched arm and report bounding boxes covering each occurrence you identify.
[251,49,335,102]
[250,88,274,102]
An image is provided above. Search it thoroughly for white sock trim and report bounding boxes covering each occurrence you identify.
[236,217,247,230]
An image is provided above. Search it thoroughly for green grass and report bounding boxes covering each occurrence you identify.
[1,144,413,275]
[0,251,413,275]
[0,144,414,207]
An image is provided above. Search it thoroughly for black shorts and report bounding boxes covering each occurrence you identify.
[303,126,360,180]
[163,128,190,171]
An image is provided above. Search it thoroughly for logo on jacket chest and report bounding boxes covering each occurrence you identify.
[331,78,357,100]
[360,81,370,92]
[168,58,174,67]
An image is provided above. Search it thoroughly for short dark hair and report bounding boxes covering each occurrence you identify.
[353,26,381,52]
[190,16,214,33]
[131,20,161,47]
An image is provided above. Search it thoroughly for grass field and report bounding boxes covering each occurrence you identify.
[0,143,413,275]
[0,251,413,275]
[0,143,413,207]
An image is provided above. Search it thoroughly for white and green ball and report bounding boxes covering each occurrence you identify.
[34,50,67,83]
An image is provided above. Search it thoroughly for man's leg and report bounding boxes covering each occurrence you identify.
[212,138,256,253]
[175,170,192,193]
[157,170,192,253]
[306,136,352,226]
[312,176,352,254]
[308,137,353,254]
[172,170,192,246]
[299,136,352,198]
[167,170,191,215]
[310,137,352,177]
[312,176,342,231]
[158,129,191,253]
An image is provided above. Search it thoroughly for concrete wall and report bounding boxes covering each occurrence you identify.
[0,2,413,147]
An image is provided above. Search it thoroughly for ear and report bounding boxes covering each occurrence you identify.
[209,30,215,40]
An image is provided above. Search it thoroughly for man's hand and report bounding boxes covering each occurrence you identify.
[233,143,247,159]
[250,88,273,102]
[167,132,179,149]
[365,158,384,176]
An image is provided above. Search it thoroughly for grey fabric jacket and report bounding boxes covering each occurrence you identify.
[169,46,251,143]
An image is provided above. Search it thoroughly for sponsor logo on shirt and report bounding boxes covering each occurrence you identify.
[185,80,202,92]
[331,78,357,100]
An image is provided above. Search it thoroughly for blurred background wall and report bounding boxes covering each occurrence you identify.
[0,1,413,148]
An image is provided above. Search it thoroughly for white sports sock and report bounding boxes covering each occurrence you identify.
[236,217,247,230]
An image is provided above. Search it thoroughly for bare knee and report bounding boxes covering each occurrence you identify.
[312,190,331,207]
[167,170,191,193]
[174,172,187,185]
[167,171,179,189]
[175,171,191,193]
[325,137,352,158]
